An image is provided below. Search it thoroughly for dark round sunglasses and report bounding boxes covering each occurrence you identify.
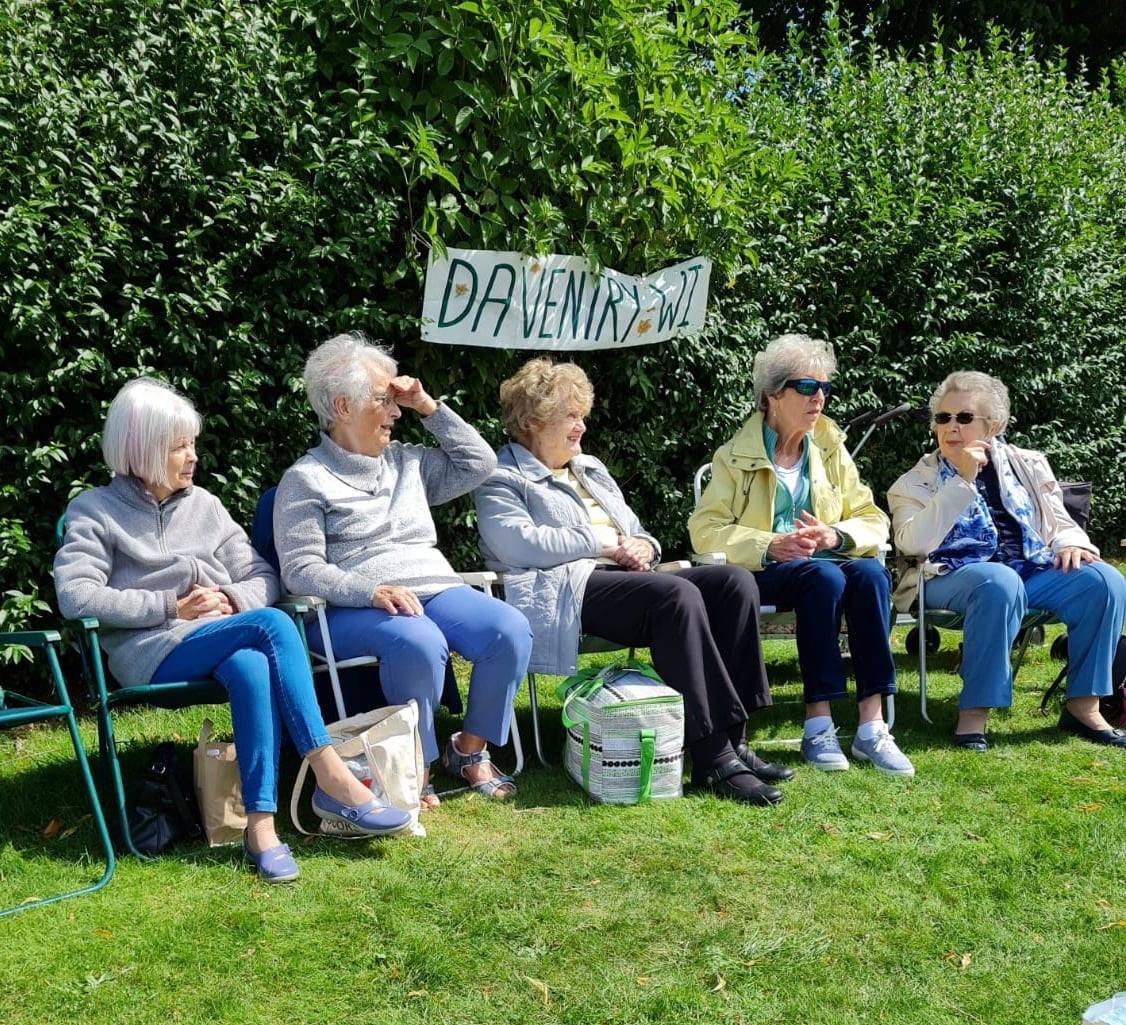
[784,378,833,398]
[932,411,989,426]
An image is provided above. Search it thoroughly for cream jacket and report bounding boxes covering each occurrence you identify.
[886,444,1097,611]
[688,411,889,571]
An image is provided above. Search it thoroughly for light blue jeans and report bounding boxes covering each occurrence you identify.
[150,608,331,814]
[307,585,533,763]
[924,561,1126,708]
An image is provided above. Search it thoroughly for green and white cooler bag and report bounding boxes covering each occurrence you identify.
[557,660,684,804]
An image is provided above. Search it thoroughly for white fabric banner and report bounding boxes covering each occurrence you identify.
[421,248,711,350]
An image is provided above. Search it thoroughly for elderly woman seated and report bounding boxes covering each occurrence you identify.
[474,358,789,806]
[689,333,913,777]
[55,378,410,884]
[888,370,1126,750]
[274,332,533,804]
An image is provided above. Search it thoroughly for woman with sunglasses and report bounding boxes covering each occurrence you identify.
[690,333,912,776]
[888,371,1126,749]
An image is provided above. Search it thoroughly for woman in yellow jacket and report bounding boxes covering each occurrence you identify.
[689,333,912,777]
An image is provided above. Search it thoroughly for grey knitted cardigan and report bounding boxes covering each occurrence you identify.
[274,403,496,605]
[54,475,280,686]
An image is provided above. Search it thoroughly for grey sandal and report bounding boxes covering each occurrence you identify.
[441,736,516,798]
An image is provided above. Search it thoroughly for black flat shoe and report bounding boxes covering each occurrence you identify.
[699,757,784,807]
[1059,708,1126,748]
[735,742,795,782]
[952,732,989,752]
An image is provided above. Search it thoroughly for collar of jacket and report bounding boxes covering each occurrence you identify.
[498,441,599,483]
[108,473,193,510]
[308,432,387,493]
[727,410,847,469]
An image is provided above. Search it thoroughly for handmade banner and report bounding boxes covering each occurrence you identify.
[421,248,711,350]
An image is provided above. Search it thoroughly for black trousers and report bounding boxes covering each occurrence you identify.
[580,564,771,745]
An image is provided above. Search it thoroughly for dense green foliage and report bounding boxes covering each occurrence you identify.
[2,0,1125,645]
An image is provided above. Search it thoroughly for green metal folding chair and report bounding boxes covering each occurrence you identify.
[0,628,115,916]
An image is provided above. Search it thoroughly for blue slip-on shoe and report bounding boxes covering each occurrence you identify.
[800,725,850,771]
[311,787,413,836]
[244,835,300,884]
[851,724,916,777]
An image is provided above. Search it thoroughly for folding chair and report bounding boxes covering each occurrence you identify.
[0,628,115,916]
[250,488,524,780]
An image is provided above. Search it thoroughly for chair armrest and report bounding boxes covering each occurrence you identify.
[690,551,727,566]
[459,571,498,588]
[656,560,691,573]
[0,629,62,647]
[281,593,324,610]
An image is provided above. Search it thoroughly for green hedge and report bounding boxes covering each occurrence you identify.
[2,0,1124,654]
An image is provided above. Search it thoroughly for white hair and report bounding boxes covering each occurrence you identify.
[752,333,837,411]
[303,331,398,430]
[101,377,201,486]
[929,371,1010,432]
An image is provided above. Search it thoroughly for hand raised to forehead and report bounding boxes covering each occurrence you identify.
[387,376,438,416]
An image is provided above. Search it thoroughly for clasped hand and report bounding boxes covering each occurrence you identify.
[602,536,655,572]
[176,585,233,621]
[766,511,839,563]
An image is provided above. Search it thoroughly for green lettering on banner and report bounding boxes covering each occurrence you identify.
[618,281,642,342]
[557,270,587,340]
[521,263,549,339]
[654,277,684,333]
[594,276,625,342]
[436,258,479,328]
[538,267,567,339]
[583,277,602,339]
[471,263,517,337]
[677,265,703,328]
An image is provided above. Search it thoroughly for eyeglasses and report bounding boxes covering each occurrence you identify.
[367,392,398,408]
[932,411,989,426]
[784,378,833,398]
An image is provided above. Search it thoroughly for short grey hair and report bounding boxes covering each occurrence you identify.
[303,331,398,431]
[752,333,837,411]
[102,376,201,486]
[929,371,1010,433]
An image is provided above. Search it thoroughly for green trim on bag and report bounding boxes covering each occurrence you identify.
[638,729,655,803]
[581,721,591,791]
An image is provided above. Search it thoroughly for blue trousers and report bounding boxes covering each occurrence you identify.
[755,558,897,703]
[924,560,1126,708]
[150,608,331,814]
[307,585,533,764]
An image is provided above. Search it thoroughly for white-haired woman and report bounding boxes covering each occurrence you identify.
[888,371,1126,750]
[274,332,533,804]
[55,378,410,884]
[690,333,913,777]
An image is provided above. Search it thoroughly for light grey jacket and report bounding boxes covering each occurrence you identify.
[474,442,661,675]
[54,475,279,686]
[887,442,1098,611]
[275,403,496,605]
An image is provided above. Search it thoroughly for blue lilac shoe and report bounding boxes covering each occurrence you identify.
[311,787,413,836]
[800,725,850,771]
[244,834,300,884]
[851,724,916,777]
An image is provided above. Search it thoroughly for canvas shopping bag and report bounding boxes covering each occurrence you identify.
[192,719,247,847]
[290,699,426,839]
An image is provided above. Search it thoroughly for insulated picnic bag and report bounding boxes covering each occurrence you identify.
[557,660,684,804]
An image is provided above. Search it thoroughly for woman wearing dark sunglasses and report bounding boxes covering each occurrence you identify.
[888,371,1126,749]
[690,333,913,777]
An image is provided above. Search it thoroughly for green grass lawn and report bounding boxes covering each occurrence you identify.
[2,625,1124,1025]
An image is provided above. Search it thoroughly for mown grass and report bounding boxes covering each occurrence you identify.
[2,624,1124,1025]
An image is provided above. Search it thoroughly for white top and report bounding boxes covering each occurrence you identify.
[775,461,803,500]
[552,466,619,563]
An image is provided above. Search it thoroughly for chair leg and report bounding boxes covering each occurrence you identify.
[508,699,524,777]
[917,577,933,724]
[95,699,151,861]
[885,693,896,732]
[1011,628,1035,680]
[527,672,550,767]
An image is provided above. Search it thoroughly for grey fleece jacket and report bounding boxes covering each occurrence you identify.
[53,475,280,686]
[274,402,496,605]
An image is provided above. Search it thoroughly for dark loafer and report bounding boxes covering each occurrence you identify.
[952,732,989,752]
[1059,708,1126,748]
[700,757,784,807]
[735,742,795,782]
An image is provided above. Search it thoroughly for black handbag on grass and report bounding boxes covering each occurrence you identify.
[127,742,203,854]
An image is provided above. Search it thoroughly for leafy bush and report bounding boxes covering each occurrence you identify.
[1,0,1124,655]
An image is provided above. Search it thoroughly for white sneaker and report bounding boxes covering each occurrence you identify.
[851,724,915,777]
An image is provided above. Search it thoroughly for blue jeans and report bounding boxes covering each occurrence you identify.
[150,608,331,814]
[307,585,533,763]
[924,560,1126,708]
[755,558,896,703]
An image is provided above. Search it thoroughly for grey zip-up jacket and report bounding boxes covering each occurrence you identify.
[274,403,496,605]
[54,475,279,686]
[474,442,661,675]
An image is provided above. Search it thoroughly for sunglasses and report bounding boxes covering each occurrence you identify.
[932,411,989,426]
[784,378,833,398]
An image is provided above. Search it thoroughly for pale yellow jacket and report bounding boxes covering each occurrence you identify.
[688,411,889,571]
